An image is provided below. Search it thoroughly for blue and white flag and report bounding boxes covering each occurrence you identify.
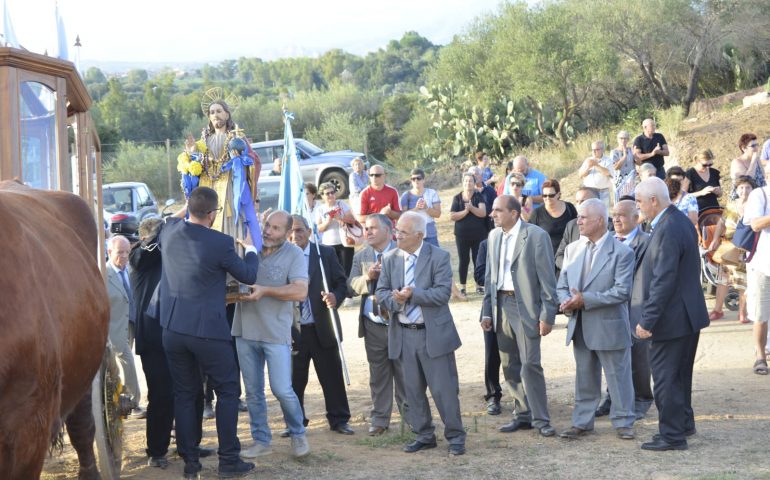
[54,1,68,60]
[278,110,312,227]
[2,0,19,48]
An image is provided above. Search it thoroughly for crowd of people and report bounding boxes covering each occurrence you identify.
[104,108,770,477]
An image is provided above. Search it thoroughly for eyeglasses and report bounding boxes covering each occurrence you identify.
[701,162,714,167]
[369,173,384,178]
[323,191,336,196]
[542,193,558,198]
[208,206,223,214]
[510,182,524,187]
[411,177,424,181]
[749,143,759,148]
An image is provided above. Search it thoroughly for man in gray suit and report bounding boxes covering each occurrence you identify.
[596,200,654,419]
[105,235,141,414]
[375,211,465,456]
[556,199,636,440]
[481,195,557,437]
[348,214,406,436]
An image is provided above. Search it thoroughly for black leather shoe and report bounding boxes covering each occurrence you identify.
[486,399,502,416]
[147,456,169,469]
[202,403,215,420]
[333,422,355,435]
[641,438,688,451]
[652,429,696,442]
[448,444,465,456]
[498,420,533,433]
[403,437,437,453]
[218,459,256,478]
[238,399,248,413]
[539,424,556,437]
[183,461,202,480]
[595,398,611,417]
[278,428,290,438]
[198,446,215,458]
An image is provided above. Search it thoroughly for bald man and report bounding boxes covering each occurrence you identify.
[106,235,142,413]
[632,119,669,179]
[503,155,548,208]
[359,164,401,223]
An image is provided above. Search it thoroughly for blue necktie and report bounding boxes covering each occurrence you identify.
[404,254,422,323]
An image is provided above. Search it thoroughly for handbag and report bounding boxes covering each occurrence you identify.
[343,220,364,246]
[712,241,743,266]
[732,188,767,263]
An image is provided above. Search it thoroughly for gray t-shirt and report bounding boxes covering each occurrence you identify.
[232,241,307,345]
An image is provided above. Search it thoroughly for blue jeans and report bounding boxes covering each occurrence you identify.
[236,337,305,445]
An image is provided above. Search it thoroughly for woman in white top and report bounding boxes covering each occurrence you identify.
[399,168,442,246]
[315,182,357,276]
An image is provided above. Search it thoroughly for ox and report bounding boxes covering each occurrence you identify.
[0,181,110,479]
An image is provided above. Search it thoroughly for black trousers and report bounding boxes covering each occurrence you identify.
[455,235,483,285]
[163,330,241,466]
[292,324,351,428]
[140,348,175,458]
[603,337,654,413]
[331,243,355,277]
[204,303,239,404]
[483,328,502,401]
[649,332,699,444]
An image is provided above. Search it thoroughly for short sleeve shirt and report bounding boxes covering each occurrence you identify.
[315,200,351,246]
[633,132,668,170]
[360,185,401,217]
[232,242,307,344]
[400,188,440,238]
[744,186,770,276]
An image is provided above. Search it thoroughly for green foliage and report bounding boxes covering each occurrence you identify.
[103,141,174,200]
[304,111,371,153]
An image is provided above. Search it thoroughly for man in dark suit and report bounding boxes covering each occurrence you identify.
[634,178,709,451]
[348,213,406,435]
[596,200,654,419]
[288,214,354,435]
[474,239,502,416]
[130,218,174,469]
[160,186,259,478]
[376,211,466,456]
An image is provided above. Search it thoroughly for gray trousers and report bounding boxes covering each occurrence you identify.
[497,295,550,428]
[364,319,406,428]
[399,326,465,445]
[113,339,141,406]
[572,321,635,430]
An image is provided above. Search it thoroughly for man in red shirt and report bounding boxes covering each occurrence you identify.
[358,164,401,224]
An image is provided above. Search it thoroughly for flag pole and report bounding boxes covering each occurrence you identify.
[280,107,350,385]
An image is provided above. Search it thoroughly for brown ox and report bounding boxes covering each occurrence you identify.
[0,181,109,479]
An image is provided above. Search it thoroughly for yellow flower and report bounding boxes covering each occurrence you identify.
[177,154,190,174]
[195,140,208,153]
[188,161,203,176]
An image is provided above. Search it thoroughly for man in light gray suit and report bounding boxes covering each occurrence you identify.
[596,200,653,419]
[375,211,466,456]
[348,214,406,436]
[105,235,142,413]
[557,199,636,440]
[481,195,557,437]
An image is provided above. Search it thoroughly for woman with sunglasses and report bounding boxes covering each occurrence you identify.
[507,172,533,222]
[314,182,357,276]
[400,168,442,246]
[729,133,766,200]
[450,173,489,295]
[528,179,577,259]
[684,149,722,213]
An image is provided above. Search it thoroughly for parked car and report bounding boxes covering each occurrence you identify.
[251,139,366,199]
[103,182,159,221]
[256,175,281,214]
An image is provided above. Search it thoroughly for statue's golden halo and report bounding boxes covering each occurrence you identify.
[200,87,241,116]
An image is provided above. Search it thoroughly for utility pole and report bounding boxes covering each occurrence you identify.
[166,138,173,200]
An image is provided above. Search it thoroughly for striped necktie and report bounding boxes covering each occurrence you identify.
[404,253,422,323]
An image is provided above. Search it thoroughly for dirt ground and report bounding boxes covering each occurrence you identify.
[42,290,770,480]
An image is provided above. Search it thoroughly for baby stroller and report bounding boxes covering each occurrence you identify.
[697,207,740,311]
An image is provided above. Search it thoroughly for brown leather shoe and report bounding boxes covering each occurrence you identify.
[368,426,388,436]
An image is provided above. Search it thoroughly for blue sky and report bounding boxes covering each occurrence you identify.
[5,0,506,63]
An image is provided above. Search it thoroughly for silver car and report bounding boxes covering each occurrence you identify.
[102,181,159,221]
[251,138,366,198]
